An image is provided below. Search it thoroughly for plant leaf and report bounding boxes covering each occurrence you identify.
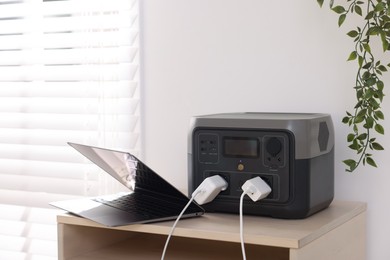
[363,43,371,53]
[362,71,371,79]
[343,159,357,172]
[366,157,378,167]
[375,2,386,12]
[355,5,363,16]
[381,32,389,52]
[342,116,350,124]
[343,159,356,167]
[369,99,380,110]
[357,133,368,140]
[317,0,324,7]
[338,14,347,27]
[377,80,384,91]
[347,30,359,37]
[363,61,372,69]
[366,77,376,86]
[349,139,361,150]
[332,5,346,14]
[354,116,365,124]
[368,27,381,36]
[375,123,385,134]
[357,109,367,118]
[378,65,388,72]
[364,116,374,129]
[372,142,385,150]
[347,51,357,61]
[366,11,375,20]
[354,100,363,109]
[375,110,385,120]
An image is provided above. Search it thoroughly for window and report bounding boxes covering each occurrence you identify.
[0,0,140,258]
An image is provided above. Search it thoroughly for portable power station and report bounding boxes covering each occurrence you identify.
[188,112,334,219]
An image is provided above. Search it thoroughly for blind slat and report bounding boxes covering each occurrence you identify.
[0,81,138,98]
[0,250,56,260]
[0,47,138,66]
[0,159,98,180]
[0,0,135,19]
[0,113,139,131]
[0,220,57,240]
[0,205,61,232]
[0,98,139,114]
[0,144,87,163]
[0,30,138,50]
[0,173,100,195]
[42,0,135,15]
[0,190,81,209]
[0,143,138,162]
[0,129,139,147]
[0,11,137,34]
[0,64,138,81]
[0,235,57,257]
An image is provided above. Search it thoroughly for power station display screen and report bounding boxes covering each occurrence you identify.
[223,137,259,158]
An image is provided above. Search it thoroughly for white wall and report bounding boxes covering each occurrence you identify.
[140,1,390,259]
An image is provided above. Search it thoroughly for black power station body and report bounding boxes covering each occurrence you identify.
[188,113,334,219]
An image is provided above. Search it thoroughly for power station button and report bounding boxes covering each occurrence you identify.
[237,163,244,171]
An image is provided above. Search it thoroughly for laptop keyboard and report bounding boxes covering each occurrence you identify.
[93,193,189,218]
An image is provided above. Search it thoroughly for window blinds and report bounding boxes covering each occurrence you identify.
[0,0,140,258]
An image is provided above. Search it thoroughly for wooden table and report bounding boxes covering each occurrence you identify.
[57,200,366,260]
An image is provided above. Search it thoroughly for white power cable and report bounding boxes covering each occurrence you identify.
[161,195,197,260]
[239,177,271,260]
[239,191,247,260]
[161,175,228,260]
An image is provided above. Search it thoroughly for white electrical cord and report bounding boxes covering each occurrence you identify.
[161,195,197,260]
[239,191,247,260]
[239,177,272,260]
[161,175,228,260]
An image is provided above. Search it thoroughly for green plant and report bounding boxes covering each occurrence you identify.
[318,0,388,172]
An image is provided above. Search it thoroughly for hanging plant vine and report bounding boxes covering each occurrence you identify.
[318,0,388,172]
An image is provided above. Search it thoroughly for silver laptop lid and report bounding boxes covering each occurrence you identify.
[68,142,190,200]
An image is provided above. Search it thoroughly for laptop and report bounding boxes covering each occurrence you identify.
[50,142,205,227]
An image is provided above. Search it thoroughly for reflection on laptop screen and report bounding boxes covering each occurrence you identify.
[69,143,189,200]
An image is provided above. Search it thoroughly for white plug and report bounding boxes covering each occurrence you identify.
[161,175,228,260]
[241,177,271,202]
[239,177,272,260]
[192,175,228,205]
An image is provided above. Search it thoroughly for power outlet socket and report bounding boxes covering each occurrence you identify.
[264,136,285,168]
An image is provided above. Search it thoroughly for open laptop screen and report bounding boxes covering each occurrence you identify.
[68,142,190,200]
